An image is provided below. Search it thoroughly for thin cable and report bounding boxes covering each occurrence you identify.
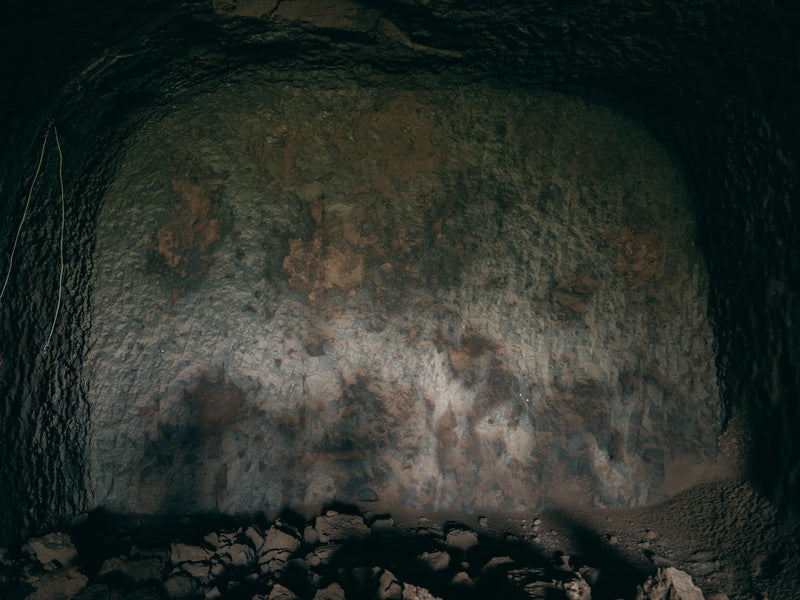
[0,127,51,302]
[44,126,66,351]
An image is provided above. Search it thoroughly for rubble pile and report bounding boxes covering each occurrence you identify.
[0,508,707,600]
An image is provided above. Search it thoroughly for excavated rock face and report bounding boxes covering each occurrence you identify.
[88,82,719,516]
[0,0,798,545]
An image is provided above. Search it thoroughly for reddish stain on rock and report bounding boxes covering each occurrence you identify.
[151,176,224,280]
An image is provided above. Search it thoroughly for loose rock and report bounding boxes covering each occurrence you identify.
[23,533,78,570]
[314,513,370,544]
[636,567,705,600]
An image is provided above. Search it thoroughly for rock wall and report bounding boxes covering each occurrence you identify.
[88,80,722,515]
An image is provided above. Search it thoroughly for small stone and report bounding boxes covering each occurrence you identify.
[563,574,591,600]
[23,533,78,570]
[97,557,123,578]
[402,583,442,600]
[376,569,402,600]
[478,516,488,529]
[203,533,220,549]
[71,583,118,599]
[650,555,672,567]
[181,561,211,582]
[205,587,222,600]
[269,583,300,600]
[306,545,340,568]
[481,556,514,574]
[98,555,164,583]
[451,571,474,588]
[24,566,88,600]
[445,527,478,550]
[314,582,346,600]
[524,581,560,599]
[262,527,301,554]
[210,563,225,578]
[171,543,212,565]
[579,566,601,586]
[164,574,198,599]
[635,567,705,600]
[370,517,395,532]
[120,556,165,583]
[303,525,319,545]
[507,567,548,586]
[219,543,254,568]
[245,526,265,550]
[418,550,450,573]
[258,526,301,575]
[314,514,370,543]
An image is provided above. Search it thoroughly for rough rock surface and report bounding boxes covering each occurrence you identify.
[88,82,721,517]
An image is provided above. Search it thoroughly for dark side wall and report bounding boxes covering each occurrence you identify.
[1,0,798,545]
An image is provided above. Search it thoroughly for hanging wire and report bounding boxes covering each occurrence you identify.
[43,126,66,351]
[0,126,51,302]
[0,122,67,352]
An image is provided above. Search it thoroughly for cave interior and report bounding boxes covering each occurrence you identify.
[1,1,799,599]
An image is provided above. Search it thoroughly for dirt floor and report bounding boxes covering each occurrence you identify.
[377,479,800,599]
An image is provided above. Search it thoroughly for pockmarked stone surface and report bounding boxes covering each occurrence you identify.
[87,78,723,515]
